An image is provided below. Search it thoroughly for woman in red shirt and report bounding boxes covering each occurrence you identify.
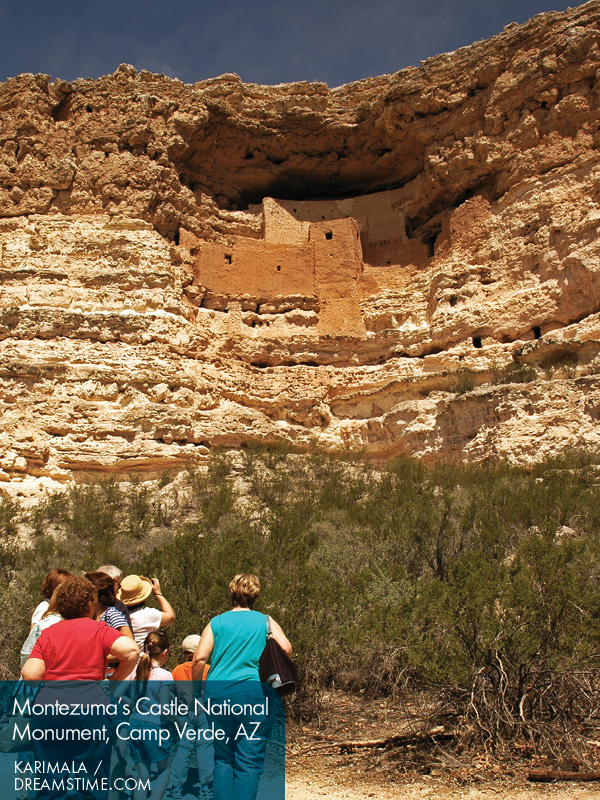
[22,577,138,681]
[21,576,139,800]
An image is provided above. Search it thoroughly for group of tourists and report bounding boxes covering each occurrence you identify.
[18,567,292,800]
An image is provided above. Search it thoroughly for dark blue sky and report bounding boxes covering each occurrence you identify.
[0,0,574,87]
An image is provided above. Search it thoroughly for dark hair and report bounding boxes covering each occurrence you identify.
[135,631,170,690]
[40,569,73,600]
[85,572,116,607]
[54,577,97,620]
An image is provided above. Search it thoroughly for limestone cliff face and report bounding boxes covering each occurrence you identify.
[3,1,600,496]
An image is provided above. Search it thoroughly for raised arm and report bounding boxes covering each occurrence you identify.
[151,578,175,627]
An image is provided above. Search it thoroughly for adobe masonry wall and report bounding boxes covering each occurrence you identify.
[310,217,366,336]
[192,186,428,315]
[194,238,315,307]
[263,190,430,266]
[193,184,449,311]
[191,214,366,334]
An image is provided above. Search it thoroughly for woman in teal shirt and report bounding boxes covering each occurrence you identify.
[192,574,291,800]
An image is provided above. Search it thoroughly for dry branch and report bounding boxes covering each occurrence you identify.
[294,725,455,757]
[338,726,453,753]
[528,770,600,782]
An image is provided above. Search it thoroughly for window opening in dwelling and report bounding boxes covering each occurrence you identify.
[224,253,232,264]
[276,265,281,272]
[325,231,333,240]
[533,326,541,339]
[423,228,441,257]
[472,336,482,348]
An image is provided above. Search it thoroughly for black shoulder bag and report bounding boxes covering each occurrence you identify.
[259,616,300,696]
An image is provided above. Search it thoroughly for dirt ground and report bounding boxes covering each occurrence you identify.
[285,770,600,800]
[284,691,600,800]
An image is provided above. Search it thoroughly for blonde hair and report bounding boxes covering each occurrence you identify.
[229,574,260,608]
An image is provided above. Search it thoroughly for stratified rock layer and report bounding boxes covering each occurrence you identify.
[3,1,600,495]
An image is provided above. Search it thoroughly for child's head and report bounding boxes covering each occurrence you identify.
[136,630,170,684]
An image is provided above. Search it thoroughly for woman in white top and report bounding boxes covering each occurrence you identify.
[118,575,175,650]
[21,583,66,667]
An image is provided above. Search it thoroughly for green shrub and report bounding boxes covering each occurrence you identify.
[449,368,476,394]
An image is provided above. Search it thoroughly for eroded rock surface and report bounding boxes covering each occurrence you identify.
[3,1,600,495]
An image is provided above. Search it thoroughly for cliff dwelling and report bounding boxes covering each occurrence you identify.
[181,187,487,342]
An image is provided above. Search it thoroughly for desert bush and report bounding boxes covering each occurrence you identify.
[492,361,538,384]
[449,368,476,394]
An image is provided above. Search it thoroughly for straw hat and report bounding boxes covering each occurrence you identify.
[118,574,153,606]
[181,634,200,653]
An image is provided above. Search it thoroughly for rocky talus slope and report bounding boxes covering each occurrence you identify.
[3,1,600,496]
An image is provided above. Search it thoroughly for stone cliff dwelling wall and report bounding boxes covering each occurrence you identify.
[189,213,365,335]
[189,186,487,339]
[263,191,431,266]
[310,217,365,336]
[192,237,316,312]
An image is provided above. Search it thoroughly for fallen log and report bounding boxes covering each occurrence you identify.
[528,770,600,782]
[338,725,453,753]
[294,726,456,757]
